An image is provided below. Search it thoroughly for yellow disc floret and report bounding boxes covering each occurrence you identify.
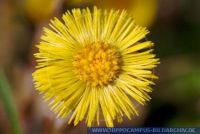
[73,42,120,87]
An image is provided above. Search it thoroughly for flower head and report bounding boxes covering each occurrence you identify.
[96,0,158,27]
[33,7,159,127]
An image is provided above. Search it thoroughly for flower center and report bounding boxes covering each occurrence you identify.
[73,42,120,87]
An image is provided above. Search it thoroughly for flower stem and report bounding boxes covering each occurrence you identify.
[0,69,22,134]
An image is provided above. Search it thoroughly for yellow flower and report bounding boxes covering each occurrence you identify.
[33,7,159,127]
[67,0,92,6]
[24,0,59,22]
[96,0,158,27]
[129,0,158,27]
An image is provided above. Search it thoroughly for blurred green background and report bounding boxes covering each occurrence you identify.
[0,0,200,133]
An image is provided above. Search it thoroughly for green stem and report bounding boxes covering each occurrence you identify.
[0,69,22,134]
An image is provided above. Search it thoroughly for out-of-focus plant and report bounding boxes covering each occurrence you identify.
[66,0,92,6]
[63,0,158,27]
[24,0,60,22]
[95,0,158,27]
[0,69,22,134]
[129,0,158,27]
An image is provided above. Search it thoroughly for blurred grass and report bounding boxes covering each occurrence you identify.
[0,69,22,134]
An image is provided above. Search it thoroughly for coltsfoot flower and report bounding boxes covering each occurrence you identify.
[33,7,160,127]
